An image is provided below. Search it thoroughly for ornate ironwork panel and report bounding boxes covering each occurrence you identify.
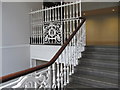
[44,21,62,44]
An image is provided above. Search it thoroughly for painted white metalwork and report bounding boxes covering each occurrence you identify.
[66,46,70,84]
[29,1,81,14]
[52,63,56,88]
[30,0,82,45]
[0,21,86,89]
[44,22,61,44]
[60,53,64,88]
[0,68,51,89]
[56,58,60,88]
[63,50,67,86]
[69,4,72,76]
[0,0,87,89]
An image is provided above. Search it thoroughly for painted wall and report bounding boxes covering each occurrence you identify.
[86,13,118,46]
[0,1,2,77]
[82,2,118,46]
[30,45,61,61]
[2,2,42,76]
[30,45,61,67]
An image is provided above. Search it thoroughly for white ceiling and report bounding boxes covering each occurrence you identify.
[82,2,119,11]
[82,0,119,2]
[1,0,120,2]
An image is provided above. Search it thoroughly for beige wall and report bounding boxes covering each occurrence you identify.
[86,13,118,46]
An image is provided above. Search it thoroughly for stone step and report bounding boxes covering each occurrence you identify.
[85,46,119,50]
[74,66,118,80]
[85,46,119,55]
[79,58,118,66]
[82,53,118,60]
[77,60,118,71]
[83,50,118,56]
[70,74,118,88]
[65,82,92,89]
[79,58,118,64]
[79,59,118,69]
[65,46,118,89]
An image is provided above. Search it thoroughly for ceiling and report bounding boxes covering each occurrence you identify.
[82,2,119,11]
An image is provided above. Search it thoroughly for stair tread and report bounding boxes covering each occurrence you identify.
[79,58,118,65]
[85,48,118,52]
[83,51,118,55]
[80,57,118,61]
[74,66,118,80]
[84,51,118,55]
[71,73,118,86]
[79,59,118,68]
[85,46,119,50]
[79,58,118,68]
[65,82,92,88]
[76,65,118,74]
[82,53,118,58]
[79,61,118,69]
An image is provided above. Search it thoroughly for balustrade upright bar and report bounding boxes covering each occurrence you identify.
[52,63,56,88]
[66,4,70,84]
[63,49,67,86]
[73,4,76,66]
[56,58,60,88]
[60,53,63,88]
[69,4,72,76]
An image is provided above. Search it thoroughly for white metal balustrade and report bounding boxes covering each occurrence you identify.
[0,20,86,89]
[30,1,81,45]
[0,0,86,89]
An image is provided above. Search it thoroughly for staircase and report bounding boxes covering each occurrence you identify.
[65,46,118,88]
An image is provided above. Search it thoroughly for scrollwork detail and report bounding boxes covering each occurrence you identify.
[44,22,62,44]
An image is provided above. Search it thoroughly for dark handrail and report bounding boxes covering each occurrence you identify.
[0,17,86,83]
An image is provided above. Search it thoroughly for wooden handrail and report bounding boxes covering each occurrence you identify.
[0,17,86,83]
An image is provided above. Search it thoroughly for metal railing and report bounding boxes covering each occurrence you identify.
[0,17,86,89]
[0,1,86,89]
[30,1,81,45]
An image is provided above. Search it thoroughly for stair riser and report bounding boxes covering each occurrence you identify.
[79,59,118,66]
[78,81,117,88]
[83,51,118,56]
[80,61,118,69]
[75,70,118,80]
[71,76,118,88]
[65,82,91,88]
[85,46,119,51]
[79,58,118,64]
[85,48,118,52]
[82,54,118,60]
